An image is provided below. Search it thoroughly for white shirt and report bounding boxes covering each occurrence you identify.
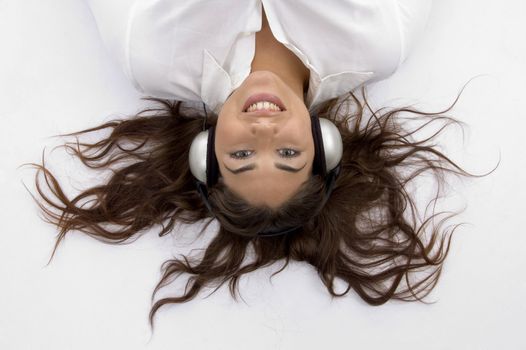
[86,0,432,114]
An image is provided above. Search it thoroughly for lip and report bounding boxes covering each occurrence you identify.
[242,93,286,113]
[243,109,283,117]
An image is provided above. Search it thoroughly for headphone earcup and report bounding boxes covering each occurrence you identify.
[188,130,209,183]
[318,118,343,173]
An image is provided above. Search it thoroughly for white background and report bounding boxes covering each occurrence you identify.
[1,0,525,349]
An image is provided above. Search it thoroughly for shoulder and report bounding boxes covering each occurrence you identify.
[294,0,432,110]
[84,0,144,91]
[267,0,432,78]
[393,0,433,65]
[87,0,257,106]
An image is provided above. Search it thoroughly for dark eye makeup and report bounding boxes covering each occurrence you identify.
[229,148,300,160]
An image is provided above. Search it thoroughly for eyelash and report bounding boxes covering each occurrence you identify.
[229,149,300,159]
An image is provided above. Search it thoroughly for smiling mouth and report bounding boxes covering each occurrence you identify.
[242,93,286,113]
[246,101,282,112]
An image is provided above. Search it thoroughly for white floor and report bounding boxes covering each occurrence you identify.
[1,1,525,349]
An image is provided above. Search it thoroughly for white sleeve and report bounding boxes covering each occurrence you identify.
[84,0,143,91]
[395,0,433,66]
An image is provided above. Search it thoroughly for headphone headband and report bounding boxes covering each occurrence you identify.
[206,125,219,186]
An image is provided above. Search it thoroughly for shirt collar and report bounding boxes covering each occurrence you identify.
[201,48,375,115]
[201,49,235,115]
[307,70,374,113]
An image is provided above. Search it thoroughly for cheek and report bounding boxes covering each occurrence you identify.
[215,117,250,160]
[216,118,244,146]
[289,118,313,145]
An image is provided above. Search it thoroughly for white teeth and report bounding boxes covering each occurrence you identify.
[246,101,282,112]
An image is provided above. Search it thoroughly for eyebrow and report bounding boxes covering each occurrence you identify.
[224,162,307,174]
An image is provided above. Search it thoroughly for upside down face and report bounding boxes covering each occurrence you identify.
[215,70,315,208]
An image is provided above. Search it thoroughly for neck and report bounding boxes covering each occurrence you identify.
[250,9,309,101]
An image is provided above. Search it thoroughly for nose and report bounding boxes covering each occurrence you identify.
[250,121,278,137]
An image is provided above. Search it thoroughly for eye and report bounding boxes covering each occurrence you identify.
[278,148,300,158]
[230,150,253,159]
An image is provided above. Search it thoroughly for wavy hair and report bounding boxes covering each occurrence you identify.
[24,90,495,330]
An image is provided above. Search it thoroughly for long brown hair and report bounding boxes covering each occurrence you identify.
[24,90,496,330]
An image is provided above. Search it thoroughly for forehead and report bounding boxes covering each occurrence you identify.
[221,165,311,207]
[223,170,309,208]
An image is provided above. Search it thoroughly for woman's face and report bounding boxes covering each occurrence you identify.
[215,70,315,208]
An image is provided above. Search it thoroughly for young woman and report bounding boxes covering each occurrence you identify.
[29,0,489,329]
